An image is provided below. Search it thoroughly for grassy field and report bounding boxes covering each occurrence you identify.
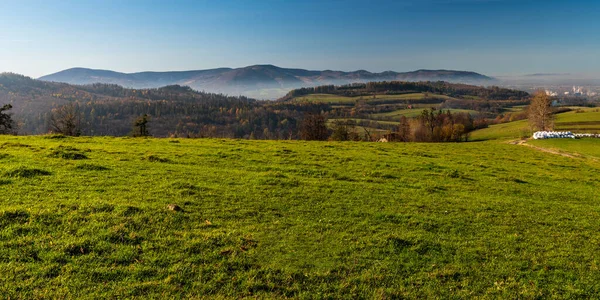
[503,105,528,112]
[530,138,600,159]
[470,119,530,141]
[1,135,600,298]
[292,93,454,104]
[471,107,600,141]
[374,108,478,120]
[328,118,400,126]
[553,108,600,132]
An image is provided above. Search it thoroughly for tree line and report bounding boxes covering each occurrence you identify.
[1,73,555,141]
[282,81,529,101]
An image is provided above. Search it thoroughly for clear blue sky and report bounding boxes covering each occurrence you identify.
[1,0,599,78]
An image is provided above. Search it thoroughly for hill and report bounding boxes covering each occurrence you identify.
[280,81,530,136]
[0,73,315,138]
[0,73,522,139]
[0,135,599,297]
[39,65,495,99]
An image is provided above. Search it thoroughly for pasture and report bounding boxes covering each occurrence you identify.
[373,108,477,120]
[471,107,600,141]
[1,135,600,298]
[530,138,600,159]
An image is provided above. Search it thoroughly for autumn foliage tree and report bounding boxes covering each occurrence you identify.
[413,108,473,142]
[528,90,554,131]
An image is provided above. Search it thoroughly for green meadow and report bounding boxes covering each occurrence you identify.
[530,138,600,159]
[471,107,600,141]
[1,134,600,298]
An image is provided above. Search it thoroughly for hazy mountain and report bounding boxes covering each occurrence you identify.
[39,65,494,99]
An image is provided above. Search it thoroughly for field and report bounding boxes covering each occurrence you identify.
[470,119,530,141]
[373,108,477,120]
[471,107,600,141]
[1,135,600,298]
[529,138,600,159]
[327,118,400,126]
[553,108,600,132]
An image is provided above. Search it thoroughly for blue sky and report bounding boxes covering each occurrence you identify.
[0,0,598,78]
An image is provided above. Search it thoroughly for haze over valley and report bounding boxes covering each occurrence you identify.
[38,65,495,99]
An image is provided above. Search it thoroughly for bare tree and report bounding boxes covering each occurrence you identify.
[396,116,411,142]
[528,90,554,131]
[0,104,16,134]
[299,113,329,141]
[0,104,15,134]
[49,103,82,136]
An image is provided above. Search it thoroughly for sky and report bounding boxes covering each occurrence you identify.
[0,0,599,78]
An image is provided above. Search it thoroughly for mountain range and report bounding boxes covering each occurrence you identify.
[39,65,495,99]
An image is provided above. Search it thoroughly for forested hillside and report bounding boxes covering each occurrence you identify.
[282,81,529,101]
[1,73,327,138]
[1,73,530,140]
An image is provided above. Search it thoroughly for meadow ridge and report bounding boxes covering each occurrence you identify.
[1,135,600,298]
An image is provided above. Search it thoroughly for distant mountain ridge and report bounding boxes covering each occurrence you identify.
[39,65,495,99]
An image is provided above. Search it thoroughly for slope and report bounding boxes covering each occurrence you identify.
[0,136,599,298]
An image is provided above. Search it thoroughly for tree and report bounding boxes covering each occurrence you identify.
[299,113,329,141]
[396,116,411,142]
[0,104,15,134]
[528,90,554,131]
[133,114,151,137]
[49,104,82,136]
[330,120,351,141]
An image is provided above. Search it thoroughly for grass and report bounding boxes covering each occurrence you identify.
[374,108,478,119]
[555,108,600,123]
[554,109,600,133]
[529,138,600,159]
[328,118,400,126]
[1,135,600,298]
[470,119,530,141]
[503,105,528,112]
[471,107,600,141]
